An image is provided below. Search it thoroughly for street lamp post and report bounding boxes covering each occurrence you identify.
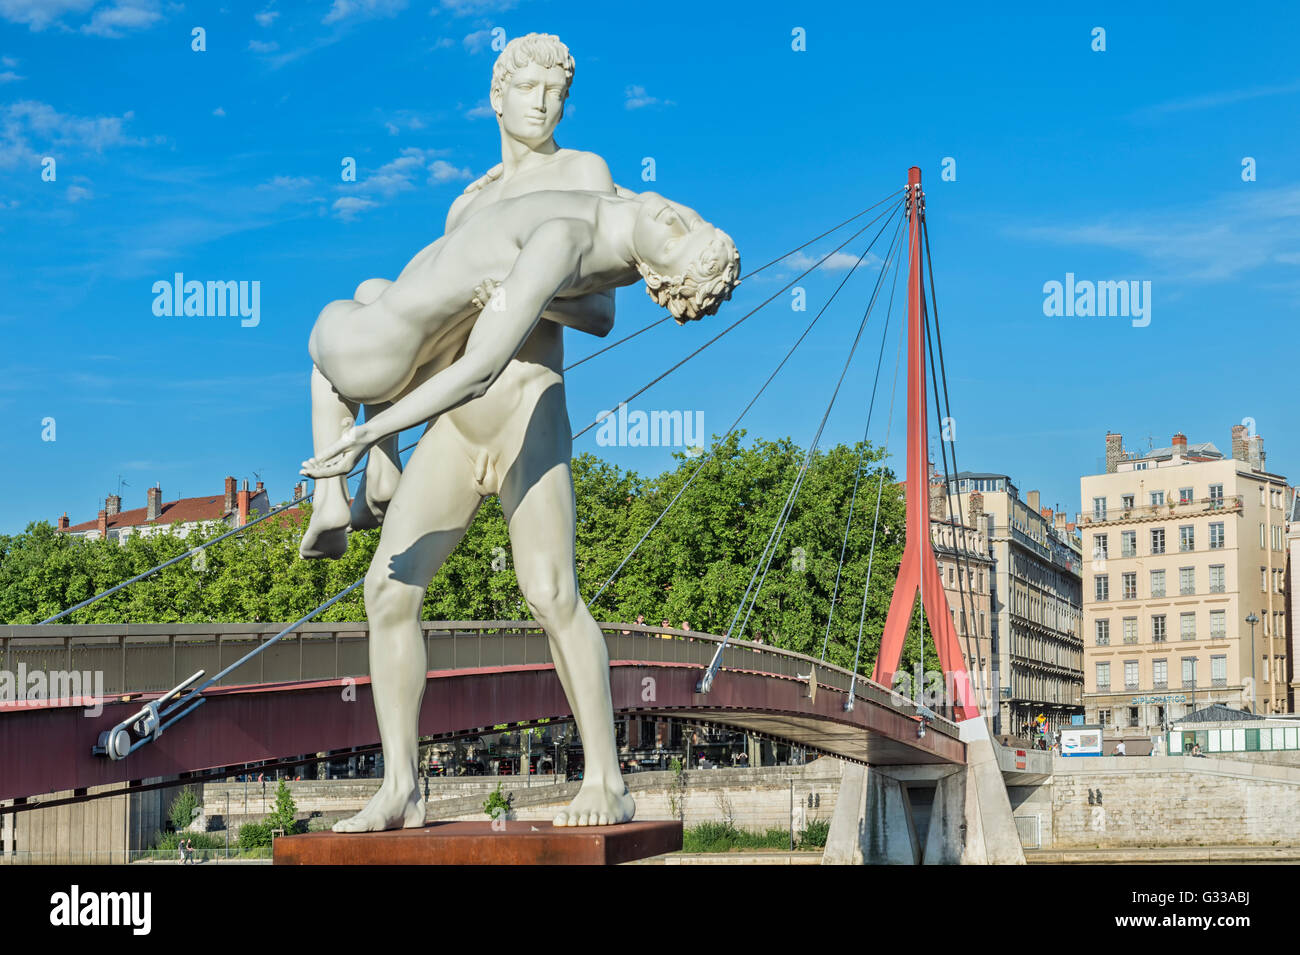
[1246,613,1259,712]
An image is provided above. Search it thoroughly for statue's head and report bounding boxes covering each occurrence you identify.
[489,33,575,149]
[632,192,741,323]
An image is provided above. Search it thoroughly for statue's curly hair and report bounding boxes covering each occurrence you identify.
[490,33,575,104]
[637,228,741,323]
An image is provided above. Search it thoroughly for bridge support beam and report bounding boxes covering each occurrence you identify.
[823,719,1024,865]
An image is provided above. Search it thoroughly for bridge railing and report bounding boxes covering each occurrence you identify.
[0,621,956,734]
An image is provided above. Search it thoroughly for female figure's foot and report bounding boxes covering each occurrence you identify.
[332,782,425,832]
[553,779,635,827]
[300,480,352,559]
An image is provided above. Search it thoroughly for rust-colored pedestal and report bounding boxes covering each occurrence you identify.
[273,820,683,865]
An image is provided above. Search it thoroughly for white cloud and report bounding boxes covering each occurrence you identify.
[323,0,407,25]
[464,100,494,119]
[434,0,516,15]
[1,56,18,67]
[1135,80,1300,119]
[80,0,162,38]
[258,175,313,190]
[66,183,92,202]
[332,195,378,220]
[1013,185,1300,283]
[254,7,279,27]
[461,28,491,52]
[0,70,22,82]
[624,85,673,111]
[248,39,279,52]
[430,36,453,48]
[427,159,470,183]
[212,106,226,116]
[385,121,400,135]
[0,100,145,168]
[787,250,878,272]
[0,0,95,31]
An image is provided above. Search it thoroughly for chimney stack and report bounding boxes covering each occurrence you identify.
[1232,424,1249,461]
[97,509,107,538]
[293,481,305,501]
[1041,506,1053,524]
[57,512,69,532]
[254,480,264,495]
[224,476,237,513]
[1172,433,1187,455]
[1054,511,1066,533]
[105,493,121,516]
[146,485,162,521]
[929,480,947,520]
[1105,432,1123,473]
[237,479,251,527]
[1027,489,1040,514]
[1249,434,1264,471]
[968,490,984,528]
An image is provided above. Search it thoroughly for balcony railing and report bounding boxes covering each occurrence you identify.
[1212,677,1227,688]
[1081,495,1243,526]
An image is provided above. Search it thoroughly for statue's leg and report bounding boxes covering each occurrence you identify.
[300,366,359,559]
[331,420,483,833]
[501,388,634,827]
[349,403,402,531]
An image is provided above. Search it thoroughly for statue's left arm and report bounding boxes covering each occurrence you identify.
[301,219,591,478]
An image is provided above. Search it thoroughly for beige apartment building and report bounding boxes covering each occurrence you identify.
[929,481,995,704]
[1081,427,1291,741]
[938,472,1085,739]
[1287,490,1300,712]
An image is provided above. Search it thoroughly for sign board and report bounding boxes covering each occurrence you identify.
[1060,727,1103,757]
[1071,715,1084,725]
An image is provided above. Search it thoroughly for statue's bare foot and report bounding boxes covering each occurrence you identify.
[332,783,425,833]
[300,486,352,559]
[553,780,635,827]
[348,455,400,531]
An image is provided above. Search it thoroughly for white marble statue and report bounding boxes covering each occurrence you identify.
[298,33,740,832]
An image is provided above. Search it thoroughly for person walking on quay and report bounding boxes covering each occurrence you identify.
[1115,740,1127,757]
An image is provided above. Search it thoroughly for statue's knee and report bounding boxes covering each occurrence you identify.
[365,566,419,625]
[524,577,579,624]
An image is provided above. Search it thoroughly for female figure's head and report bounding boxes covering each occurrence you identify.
[631,192,740,323]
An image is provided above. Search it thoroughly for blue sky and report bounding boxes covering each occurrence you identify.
[1,0,1298,533]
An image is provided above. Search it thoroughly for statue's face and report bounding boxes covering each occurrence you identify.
[493,61,568,148]
[633,192,712,277]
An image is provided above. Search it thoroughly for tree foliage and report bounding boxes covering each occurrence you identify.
[1,433,939,675]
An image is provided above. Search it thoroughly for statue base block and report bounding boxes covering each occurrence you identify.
[273,820,683,866]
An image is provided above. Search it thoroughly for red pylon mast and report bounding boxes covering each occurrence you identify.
[870,167,978,720]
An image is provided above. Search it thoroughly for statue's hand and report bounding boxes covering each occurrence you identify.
[471,277,503,311]
[301,425,372,479]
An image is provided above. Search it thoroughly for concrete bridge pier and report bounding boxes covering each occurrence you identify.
[823,718,1025,865]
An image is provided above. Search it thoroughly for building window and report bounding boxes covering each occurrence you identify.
[1261,567,1268,593]
[1096,661,1110,691]
[1151,528,1165,554]
[1260,523,1266,547]
[1121,530,1136,557]
[1093,534,1108,560]
[1098,709,1110,727]
[1209,483,1223,506]
[1121,494,1134,510]
[1211,655,1227,687]
[947,565,954,585]
[1209,609,1226,639]
[1179,525,1195,551]
[1207,522,1224,549]
[1150,569,1166,598]
[1093,497,1107,521]
[1179,487,1193,504]
[1152,615,1167,643]
[1150,491,1165,507]
[1179,566,1195,595]
[1122,572,1137,599]
[1153,659,1168,689]
[1209,564,1225,593]
[1124,660,1139,690]
[1127,706,1140,727]
[1181,657,1197,688]
[1095,619,1110,646]
[1095,575,1109,601]
[1180,612,1196,640]
[1123,617,1138,644]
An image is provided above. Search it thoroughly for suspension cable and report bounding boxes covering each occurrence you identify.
[588,203,906,608]
[820,221,905,662]
[734,215,907,644]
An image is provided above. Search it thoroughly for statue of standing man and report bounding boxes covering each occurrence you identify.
[317,34,739,831]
